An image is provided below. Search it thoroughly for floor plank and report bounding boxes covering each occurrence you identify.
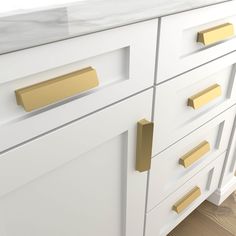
[168,192,236,236]
[197,192,236,235]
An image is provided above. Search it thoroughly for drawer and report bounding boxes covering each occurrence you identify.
[148,106,236,211]
[0,19,158,152]
[153,51,236,155]
[157,1,236,82]
[145,153,225,236]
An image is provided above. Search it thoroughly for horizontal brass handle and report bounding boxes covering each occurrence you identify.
[179,141,210,168]
[197,23,234,46]
[15,67,99,112]
[188,84,221,109]
[136,119,154,172]
[173,187,201,214]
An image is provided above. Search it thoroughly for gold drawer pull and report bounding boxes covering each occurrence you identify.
[15,67,99,112]
[197,23,234,46]
[136,119,154,172]
[173,187,201,214]
[179,141,210,168]
[188,84,221,109]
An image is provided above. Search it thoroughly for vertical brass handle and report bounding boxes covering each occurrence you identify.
[173,187,201,214]
[197,23,234,46]
[188,84,221,109]
[136,119,154,172]
[179,141,210,168]
[15,67,99,112]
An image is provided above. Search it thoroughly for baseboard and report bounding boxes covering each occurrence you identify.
[207,177,236,206]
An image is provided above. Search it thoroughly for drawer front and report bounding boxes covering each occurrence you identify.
[157,1,236,82]
[148,107,236,211]
[0,19,158,152]
[145,153,225,236]
[153,51,236,155]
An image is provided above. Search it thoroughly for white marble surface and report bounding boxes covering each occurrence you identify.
[0,0,232,55]
[0,0,78,13]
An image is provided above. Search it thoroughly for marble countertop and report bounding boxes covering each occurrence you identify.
[0,0,232,55]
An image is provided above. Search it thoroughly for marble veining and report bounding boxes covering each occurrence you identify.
[0,0,231,55]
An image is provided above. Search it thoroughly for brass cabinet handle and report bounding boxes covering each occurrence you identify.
[136,119,154,172]
[173,187,201,214]
[197,23,234,46]
[188,84,221,109]
[15,67,99,112]
[179,141,210,168]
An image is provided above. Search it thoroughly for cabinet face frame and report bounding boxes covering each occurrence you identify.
[0,89,153,236]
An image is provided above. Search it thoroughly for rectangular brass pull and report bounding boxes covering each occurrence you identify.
[173,187,201,214]
[188,84,221,109]
[136,119,154,172]
[197,23,234,46]
[15,67,99,112]
[179,141,210,168]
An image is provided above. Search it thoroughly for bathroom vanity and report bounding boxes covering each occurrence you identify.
[0,0,236,235]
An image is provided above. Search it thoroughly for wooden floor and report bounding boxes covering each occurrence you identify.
[168,192,236,236]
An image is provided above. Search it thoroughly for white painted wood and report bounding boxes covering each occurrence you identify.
[208,111,236,205]
[219,112,236,187]
[2,2,236,235]
[145,153,225,236]
[153,51,236,155]
[148,106,236,211]
[0,19,158,152]
[157,1,236,82]
[0,89,153,236]
[208,177,236,205]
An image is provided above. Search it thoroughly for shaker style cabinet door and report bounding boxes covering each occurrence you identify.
[0,89,153,236]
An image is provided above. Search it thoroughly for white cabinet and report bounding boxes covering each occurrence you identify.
[0,89,153,236]
[1,1,236,236]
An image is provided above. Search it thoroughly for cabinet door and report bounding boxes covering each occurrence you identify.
[0,89,153,236]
